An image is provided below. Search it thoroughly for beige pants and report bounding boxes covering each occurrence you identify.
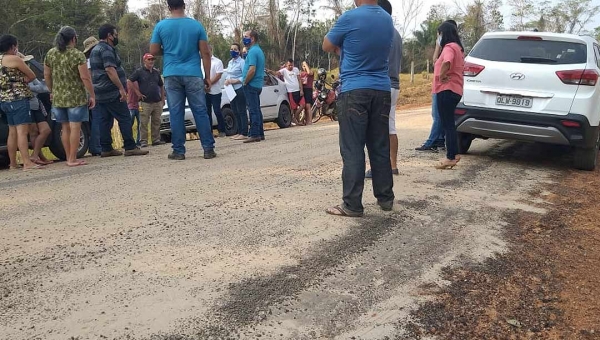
[140,101,162,144]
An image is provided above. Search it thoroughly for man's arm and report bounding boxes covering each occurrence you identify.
[322,37,340,56]
[106,67,127,101]
[199,40,211,88]
[149,44,163,56]
[149,25,162,56]
[244,66,256,86]
[78,63,96,108]
[297,73,304,95]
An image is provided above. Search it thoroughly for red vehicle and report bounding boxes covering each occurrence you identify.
[310,68,340,123]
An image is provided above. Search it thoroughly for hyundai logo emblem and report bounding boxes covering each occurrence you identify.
[510,73,525,80]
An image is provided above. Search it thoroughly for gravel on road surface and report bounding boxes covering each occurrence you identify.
[0,108,582,339]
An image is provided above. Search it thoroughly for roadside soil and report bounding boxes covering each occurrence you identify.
[1,107,597,340]
[403,160,600,339]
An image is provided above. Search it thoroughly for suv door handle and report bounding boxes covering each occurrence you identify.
[274,89,279,93]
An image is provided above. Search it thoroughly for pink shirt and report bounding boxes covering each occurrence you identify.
[127,81,140,110]
[433,42,464,96]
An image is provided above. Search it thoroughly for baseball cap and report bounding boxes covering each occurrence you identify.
[143,53,155,60]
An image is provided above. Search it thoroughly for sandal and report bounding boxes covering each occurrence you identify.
[325,205,364,217]
[434,159,459,170]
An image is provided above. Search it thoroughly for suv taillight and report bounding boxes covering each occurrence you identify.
[556,69,599,86]
[464,62,485,77]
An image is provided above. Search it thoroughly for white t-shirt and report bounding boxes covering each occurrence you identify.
[279,67,301,93]
[209,55,224,95]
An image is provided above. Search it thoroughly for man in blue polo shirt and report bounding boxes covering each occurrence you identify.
[149,0,216,160]
[323,0,395,217]
[241,30,265,143]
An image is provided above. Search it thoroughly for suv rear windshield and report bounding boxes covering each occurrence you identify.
[469,38,587,65]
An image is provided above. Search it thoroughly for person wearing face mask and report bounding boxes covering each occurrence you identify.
[89,24,149,158]
[241,47,248,60]
[0,34,40,170]
[241,30,266,143]
[322,0,395,217]
[224,43,248,140]
[416,19,458,152]
[82,36,106,156]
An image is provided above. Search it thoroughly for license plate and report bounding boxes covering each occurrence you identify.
[496,95,533,108]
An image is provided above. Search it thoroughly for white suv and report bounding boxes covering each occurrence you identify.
[456,32,600,170]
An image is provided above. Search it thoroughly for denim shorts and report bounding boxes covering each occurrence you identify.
[52,105,89,123]
[0,98,32,126]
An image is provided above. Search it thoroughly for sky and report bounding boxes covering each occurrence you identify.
[127,0,600,35]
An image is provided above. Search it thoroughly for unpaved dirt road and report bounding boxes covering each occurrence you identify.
[0,108,574,339]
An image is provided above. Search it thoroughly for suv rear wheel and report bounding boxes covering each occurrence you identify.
[573,130,599,171]
[457,132,474,154]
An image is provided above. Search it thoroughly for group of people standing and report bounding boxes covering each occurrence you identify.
[324,0,464,217]
[267,60,315,126]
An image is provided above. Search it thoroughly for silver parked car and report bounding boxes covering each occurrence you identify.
[159,73,292,141]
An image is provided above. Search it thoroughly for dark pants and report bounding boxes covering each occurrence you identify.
[338,89,394,213]
[232,87,248,136]
[97,98,137,152]
[436,90,462,160]
[205,92,226,133]
[244,85,264,138]
[89,106,107,154]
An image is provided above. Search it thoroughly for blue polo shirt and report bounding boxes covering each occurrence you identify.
[325,5,394,92]
[242,44,265,89]
[150,17,208,78]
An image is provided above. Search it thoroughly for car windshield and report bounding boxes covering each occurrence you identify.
[469,38,587,65]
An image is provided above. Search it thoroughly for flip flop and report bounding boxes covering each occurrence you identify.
[67,162,86,167]
[23,164,45,171]
[32,158,51,166]
[325,205,364,217]
[76,159,87,165]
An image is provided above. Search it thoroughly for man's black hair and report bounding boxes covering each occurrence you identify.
[438,21,464,51]
[99,24,117,40]
[231,42,241,50]
[287,58,294,64]
[0,34,18,53]
[378,0,392,15]
[445,19,458,27]
[167,0,185,10]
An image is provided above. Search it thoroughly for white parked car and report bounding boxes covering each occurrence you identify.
[456,31,600,170]
[159,72,291,141]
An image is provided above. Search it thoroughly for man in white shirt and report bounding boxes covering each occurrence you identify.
[268,59,304,125]
[205,45,226,137]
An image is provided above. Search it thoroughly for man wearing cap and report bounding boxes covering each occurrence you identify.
[127,53,165,147]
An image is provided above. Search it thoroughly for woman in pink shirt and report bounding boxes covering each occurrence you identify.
[433,22,465,169]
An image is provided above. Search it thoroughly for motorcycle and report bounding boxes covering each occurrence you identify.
[310,74,340,123]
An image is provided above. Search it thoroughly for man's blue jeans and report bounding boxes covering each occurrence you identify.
[244,85,264,138]
[130,109,141,145]
[232,87,248,136]
[424,94,445,147]
[205,93,226,133]
[164,76,215,155]
[338,89,394,213]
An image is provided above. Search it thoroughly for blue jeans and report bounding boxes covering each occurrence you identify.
[244,85,264,138]
[205,93,226,133]
[97,99,137,152]
[338,89,394,213]
[89,107,103,154]
[164,76,215,154]
[424,94,445,147]
[130,109,141,145]
[232,87,248,136]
